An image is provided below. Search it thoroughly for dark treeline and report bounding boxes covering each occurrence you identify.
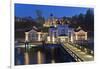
[15,9,94,39]
[70,9,94,37]
[15,10,45,30]
[15,10,45,39]
[15,16,44,39]
[70,9,94,32]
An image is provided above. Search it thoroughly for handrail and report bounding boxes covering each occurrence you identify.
[61,43,84,62]
[68,42,94,55]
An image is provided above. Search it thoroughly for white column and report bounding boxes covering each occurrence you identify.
[25,32,29,42]
[52,36,55,43]
[47,36,50,42]
[38,32,41,41]
[75,33,78,40]
[52,32,55,43]
[85,32,87,40]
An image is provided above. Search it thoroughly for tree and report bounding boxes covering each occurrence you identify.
[70,15,79,28]
[84,9,94,31]
[35,10,45,29]
[78,13,85,26]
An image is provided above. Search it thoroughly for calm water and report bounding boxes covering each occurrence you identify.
[15,44,76,65]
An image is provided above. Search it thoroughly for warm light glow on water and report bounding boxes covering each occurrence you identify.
[15,44,77,65]
[24,52,29,65]
[51,59,55,63]
[51,47,55,63]
[37,50,42,64]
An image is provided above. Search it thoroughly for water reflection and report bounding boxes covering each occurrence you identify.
[15,48,24,65]
[15,44,76,65]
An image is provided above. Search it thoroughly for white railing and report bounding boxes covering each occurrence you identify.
[61,43,83,62]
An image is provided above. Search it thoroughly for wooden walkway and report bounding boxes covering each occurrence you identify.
[62,43,94,61]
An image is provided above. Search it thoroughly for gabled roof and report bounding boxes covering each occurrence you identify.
[74,26,87,32]
[26,26,41,32]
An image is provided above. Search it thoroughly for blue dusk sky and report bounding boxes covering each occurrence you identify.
[15,3,93,19]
